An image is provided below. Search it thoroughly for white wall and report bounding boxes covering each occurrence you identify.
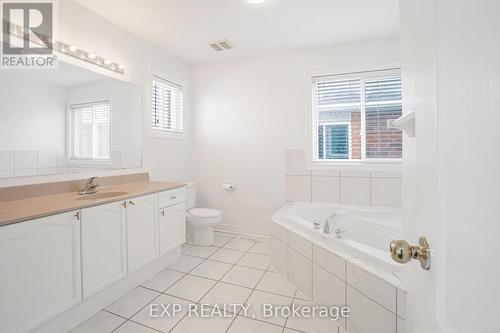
[67,79,143,169]
[193,37,401,235]
[57,0,193,182]
[0,76,66,152]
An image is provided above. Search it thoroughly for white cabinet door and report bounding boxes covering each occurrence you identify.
[159,202,186,255]
[81,201,127,299]
[0,212,81,333]
[126,194,159,273]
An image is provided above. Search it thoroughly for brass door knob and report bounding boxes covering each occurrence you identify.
[390,237,431,270]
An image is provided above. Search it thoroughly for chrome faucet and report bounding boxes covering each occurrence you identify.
[323,210,347,237]
[79,177,99,195]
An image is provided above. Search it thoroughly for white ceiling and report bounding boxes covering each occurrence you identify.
[75,0,399,65]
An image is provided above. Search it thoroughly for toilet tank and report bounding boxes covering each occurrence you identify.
[184,182,196,210]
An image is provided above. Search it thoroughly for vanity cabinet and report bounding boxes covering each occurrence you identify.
[80,202,127,299]
[159,203,186,255]
[125,193,159,273]
[158,189,186,255]
[0,211,81,333]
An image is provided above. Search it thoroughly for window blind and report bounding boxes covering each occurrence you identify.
[313,70,402,161]
[315,78,362,160]
[71,101,111,159]
[152,76,183,133]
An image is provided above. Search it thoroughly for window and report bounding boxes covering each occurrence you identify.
[151,75,183,134]
[70,101,111,160]
[312,69,402,162]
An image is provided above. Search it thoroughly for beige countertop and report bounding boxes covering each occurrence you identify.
[0,181,185,227]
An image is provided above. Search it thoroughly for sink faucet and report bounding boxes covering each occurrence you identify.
[79,177,99,195]
[323,210,347,237]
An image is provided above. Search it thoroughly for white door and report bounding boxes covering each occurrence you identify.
[159,202,186,255]
[81,201,127,299]
[400,0,500,332]
[0,212,81,333]
[126,194,159,273]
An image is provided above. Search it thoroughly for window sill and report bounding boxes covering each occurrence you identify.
[147,129,185,140]
[309,160,402,172]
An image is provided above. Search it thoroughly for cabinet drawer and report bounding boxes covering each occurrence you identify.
[159,188,185,208]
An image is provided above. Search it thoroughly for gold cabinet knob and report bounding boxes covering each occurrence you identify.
[389,237,431,270]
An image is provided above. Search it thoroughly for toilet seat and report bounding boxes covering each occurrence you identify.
[186,208,222,246]
[188,208,222,218]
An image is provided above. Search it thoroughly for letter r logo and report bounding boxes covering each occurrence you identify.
[2,2,53,55]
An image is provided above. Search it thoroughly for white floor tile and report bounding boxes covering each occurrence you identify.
[131,294,192,333]
[237,252,270,270]
[285,298,340,333]
[113,321,159,333]
[166,274,217,302]
[214,234,234,247]
[227,315,283,333]
[105,287,160,318]
[201,282,253,314]
[168,255,204,273]
[190,259,233,280]
[221,265,265,288]
[256,271,296,298]
[69,311,125,333]
[142,269,185,292]
[170,313,235,333]
[283,329,306,333]
[243,290,293,326]
[209,248,245,264]
[184,246,220,259]
[181,243,192,254]
[249,242,270,255]
[268,265,279,273]
[224,238,256,252]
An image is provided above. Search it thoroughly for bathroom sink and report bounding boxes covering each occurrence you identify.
[75,191,129,201]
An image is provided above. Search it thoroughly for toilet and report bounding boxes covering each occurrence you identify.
[185,182,222,246]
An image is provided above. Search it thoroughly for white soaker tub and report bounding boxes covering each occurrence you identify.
[273,201,402,272]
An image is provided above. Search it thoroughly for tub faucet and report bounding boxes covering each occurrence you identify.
[79,177,99,195]
[323,210,347,236]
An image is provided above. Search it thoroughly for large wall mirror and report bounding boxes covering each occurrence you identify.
[0,61,143,179]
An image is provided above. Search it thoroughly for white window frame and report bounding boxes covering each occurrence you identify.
[309,68,402,168]
[66,98,112,165]
[148,70,185,140]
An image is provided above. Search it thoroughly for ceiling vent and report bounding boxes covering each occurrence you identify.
[210,40,233,52]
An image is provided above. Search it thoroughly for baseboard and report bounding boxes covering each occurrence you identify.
[32,247,181,333]
[214,223,269,239]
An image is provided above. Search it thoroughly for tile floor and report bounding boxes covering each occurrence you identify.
[70,232,337,333]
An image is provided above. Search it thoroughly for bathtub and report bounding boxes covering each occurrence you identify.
[272,201,402,272]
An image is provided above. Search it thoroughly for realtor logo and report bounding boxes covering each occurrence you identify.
[1,1,57,68]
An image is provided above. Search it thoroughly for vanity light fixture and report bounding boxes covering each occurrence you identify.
[246,0,267,4]
[56,41,125,74]
[6,22,125,75]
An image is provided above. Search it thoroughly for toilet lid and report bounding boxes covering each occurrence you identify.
[189,208,222,218]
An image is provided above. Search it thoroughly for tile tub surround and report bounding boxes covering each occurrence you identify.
[285,149,402,207]
[72,232,346,333]
[270,219,406,333]
[0,173,184,226]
